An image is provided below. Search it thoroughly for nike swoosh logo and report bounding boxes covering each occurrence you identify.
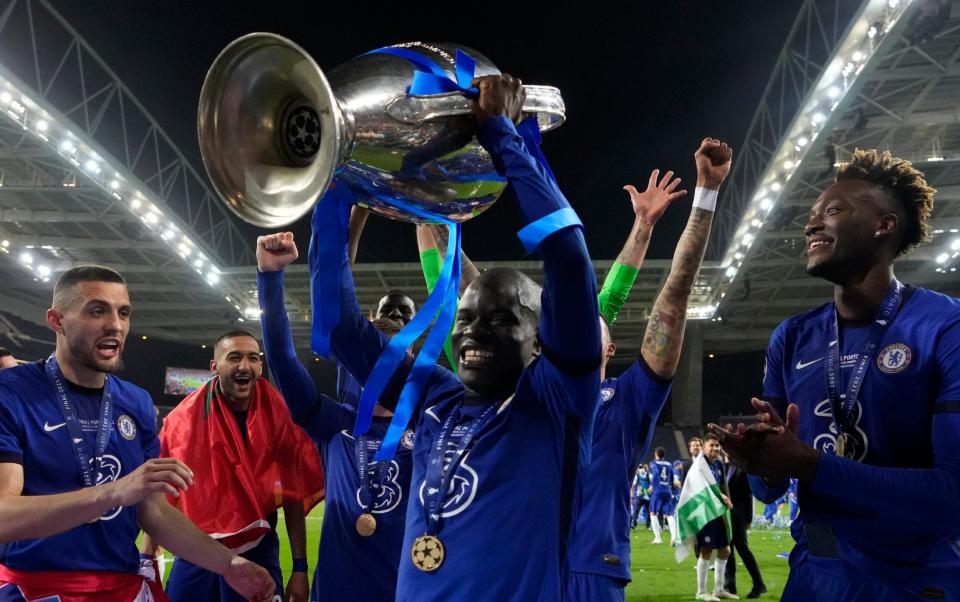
[796,357,824,370]
[43,421,66,432]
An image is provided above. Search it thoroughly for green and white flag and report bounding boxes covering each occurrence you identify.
[675,454,731,562]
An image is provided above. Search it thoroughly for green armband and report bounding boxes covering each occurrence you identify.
[419,247,458,372]
[597,261,639,325]
[419,248,443,294]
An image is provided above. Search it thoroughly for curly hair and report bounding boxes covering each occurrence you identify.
[835,149,936,256]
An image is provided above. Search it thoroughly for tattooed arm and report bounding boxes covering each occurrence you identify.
[641,138,732,379]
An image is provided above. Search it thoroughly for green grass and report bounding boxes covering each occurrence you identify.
[147,502,793,600]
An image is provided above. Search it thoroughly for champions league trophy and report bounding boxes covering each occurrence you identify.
[196,34,567,483]
[197,32,566,227]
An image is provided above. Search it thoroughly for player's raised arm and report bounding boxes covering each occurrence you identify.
[472,74,599,382]
[641,138,732,379]
[257,232,320,423]
[599,170,686,325]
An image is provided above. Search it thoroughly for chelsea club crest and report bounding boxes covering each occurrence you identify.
[877,343,911,374]
[401,428,415,450]
[117,414,137,440]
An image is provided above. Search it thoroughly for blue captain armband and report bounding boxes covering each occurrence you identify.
[517,207,582,253]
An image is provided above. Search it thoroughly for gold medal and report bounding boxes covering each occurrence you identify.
[356,513,377,537]
[411,534,445,572]
[836,432,848,457]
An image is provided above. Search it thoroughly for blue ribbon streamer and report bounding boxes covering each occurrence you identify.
[375,224,461,461]
[309,184,352,358]
[366,46,479,98]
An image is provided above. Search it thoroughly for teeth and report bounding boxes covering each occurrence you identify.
[463,349,494,360]
[809,240,829,250]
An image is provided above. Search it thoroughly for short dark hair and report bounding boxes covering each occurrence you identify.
[836,149,936,256]
[53,265,126,310]
[214,329,259,350]
[380,290,416,310]
[703,432,720,444]
[654,446,666,459]
[0,348,11,358]
[688,436,702,446]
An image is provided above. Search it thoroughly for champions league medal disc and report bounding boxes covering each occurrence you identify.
[356,513,377,537]
[836,432,849,457]
[411,534,445,572]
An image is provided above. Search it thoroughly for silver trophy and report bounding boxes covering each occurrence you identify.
[198,33,566,227]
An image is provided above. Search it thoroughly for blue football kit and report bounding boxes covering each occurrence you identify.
[649,460,677,515]
[751,285,960,600]
[564,360,671,601]
[325,115,601,601]
[259,269,414,602]
[0,361,158,573]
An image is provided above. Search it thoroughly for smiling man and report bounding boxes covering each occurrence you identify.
[317,74,601,601]
[150,330,324,602]
[711,150,960,600]
[0,266,275,601]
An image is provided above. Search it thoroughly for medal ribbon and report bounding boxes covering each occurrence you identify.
[44,354,114,488]
[824,279,904,435]
[356,435,388,513]
[422,402,498,535]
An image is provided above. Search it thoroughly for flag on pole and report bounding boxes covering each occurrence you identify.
[675,454,731,562]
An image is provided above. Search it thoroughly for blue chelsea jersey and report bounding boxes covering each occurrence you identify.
[0,361,159,573]
[763,286,960,572]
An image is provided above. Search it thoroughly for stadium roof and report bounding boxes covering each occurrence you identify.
[0,0,958,363]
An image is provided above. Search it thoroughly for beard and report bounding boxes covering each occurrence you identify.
[66,331,124,375]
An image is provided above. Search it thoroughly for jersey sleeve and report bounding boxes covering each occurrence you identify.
[476,117,600,420]
[615,357,673,443]
[138,392,160,461]
[597,261,639,325]
[258,270,322,424]
[296,393,352,444]
[934,313,960,408]
[762,320,789,412]
[0,381,23,464]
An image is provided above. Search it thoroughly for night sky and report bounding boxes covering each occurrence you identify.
[50,1,805,265]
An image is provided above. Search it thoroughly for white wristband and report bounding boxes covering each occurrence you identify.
[693,187,718,212]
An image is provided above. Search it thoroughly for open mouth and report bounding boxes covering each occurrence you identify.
[807,238,833,255]
[460,346,496,369]
[233,374,253,387]
[95,339,121,360]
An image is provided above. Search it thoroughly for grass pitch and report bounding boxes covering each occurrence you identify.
[149,503,792,600]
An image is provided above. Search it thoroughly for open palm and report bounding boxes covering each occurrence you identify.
[623,169,686,226]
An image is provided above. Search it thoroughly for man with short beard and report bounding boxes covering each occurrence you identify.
[147,330,324,602]
[0,265,275,601]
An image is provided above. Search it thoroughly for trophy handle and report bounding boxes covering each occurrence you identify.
[385,85,565,132]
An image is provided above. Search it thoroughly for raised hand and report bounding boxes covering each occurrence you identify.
[223,556,277,602]
[622,169,687,226]
[257,232,299,273]
[471,74,526,125]
[694,137,733,190]
[107,458,193,506]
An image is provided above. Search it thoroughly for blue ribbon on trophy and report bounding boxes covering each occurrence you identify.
[310,46,478,460]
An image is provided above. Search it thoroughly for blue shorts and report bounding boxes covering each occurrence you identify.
[696,516,729,550]
[563,571,626,602]
[649,490,676,515]
[166,528,283,602]
[783,560,959,602]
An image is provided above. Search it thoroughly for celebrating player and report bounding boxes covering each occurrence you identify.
[648,447,681,545]
[145,330,324,602]
[692,433,736,601]
[564,137,732,602]
[711,150,960,600]
[0,266,275,601]
[316,73,600,600]
[257,231,417,602]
